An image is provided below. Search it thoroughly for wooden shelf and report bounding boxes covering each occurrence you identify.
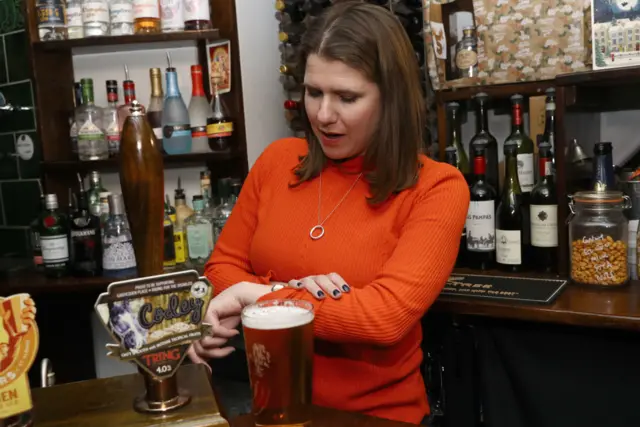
[436,80,554,103]
[32,29,220,51]
[42,151,244,173]
[556,65,640,88]
[0,270,119,295]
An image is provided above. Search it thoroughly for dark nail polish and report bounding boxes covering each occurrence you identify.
[317,291,325,298]
[296,282,303,288]
[342,284,350,292]
[332,289,341,297]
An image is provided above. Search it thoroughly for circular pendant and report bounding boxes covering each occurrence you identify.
[310,225,325,240]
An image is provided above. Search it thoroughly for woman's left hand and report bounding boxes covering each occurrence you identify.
[188,282,271,365]
[287,273,351,300]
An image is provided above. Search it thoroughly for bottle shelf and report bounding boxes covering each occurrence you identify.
[436,80,555,103]
[41,150,244,173]
[32,29,220,52]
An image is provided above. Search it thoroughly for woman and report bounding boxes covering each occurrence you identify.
[188,1,469,424]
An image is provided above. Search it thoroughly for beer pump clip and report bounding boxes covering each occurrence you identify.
[94,270,213,413]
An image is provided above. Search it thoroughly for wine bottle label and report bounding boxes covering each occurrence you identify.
[516,153,534,192]
[41,235,69,264]
[184,0,210,20]
[191,126,207,138]
[66,5,83,26]
[82,1,110,23]
[496,229,521,265]
[110,2,134,23]
[207,122,233,138]
[174,231,186,263]
[163,124,191,139]
[37,0,66,28]
[466,200,495,252]
[530,204,558,247]
[133,0,160,19]
[187,224,212,258]
[103,241,137,270]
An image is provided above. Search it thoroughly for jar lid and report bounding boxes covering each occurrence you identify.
[573,190,624,204]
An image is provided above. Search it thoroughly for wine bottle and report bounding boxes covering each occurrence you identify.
[466,146,497,270]
[496,141,527,272]
[469,92,499,193]
[446,102,470,178]
[530,143,557,273]
[207,76,234,152]
[505,94,535,198]
[592,142,615,191]
[146,68,164,150]
[445,145,467,268]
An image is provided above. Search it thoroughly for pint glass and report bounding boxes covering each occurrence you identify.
[241,300,314,426]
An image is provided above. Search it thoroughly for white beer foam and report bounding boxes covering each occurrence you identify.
[242,305,314,330]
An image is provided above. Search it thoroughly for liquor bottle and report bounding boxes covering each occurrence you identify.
[102,193,137,278]
[66,0,84,39]
[98,191,111,236]
[530,143,557,273]
[30,182,45,271]
[70,173,102,276]
[496,141,527,272]
[466,146,497,270]
[70,82,83,157]
[39,194,70,278]
[213,178,240,241]
[504,94,535,198]
[279,43,299,63]
[276,0,305,23]
[160,0,184,32]
[278,30,302,45]
[117,66,146,127]
[200,169,212,209]
[76,78,109,161]
[163,208,177,271]
[207,76,234,152]
[133,0,161,33]
[592,142,615,191]
[36,0,67,40]
[455,26,478,78]
[185,195,213,272]
[184,0,212,30]
[87,171,108,216]
[81,0,109,36]
[104,80,120,157]
[541,88,556,176]
[469,92,499,192]
[147,68,164,148]
[162,54,192,154]
[302,0,331,16]
[445,145,466,267]
[110,0,134,35]
[174,181,192,265]
[446,102,470,178]
[188,65,213,153]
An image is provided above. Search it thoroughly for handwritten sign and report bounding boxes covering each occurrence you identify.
[94,270,213,380]
[0,294,38,419]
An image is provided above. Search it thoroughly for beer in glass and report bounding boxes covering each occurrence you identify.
[241,299,314,426]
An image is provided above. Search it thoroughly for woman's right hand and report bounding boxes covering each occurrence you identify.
[287,272,351,300]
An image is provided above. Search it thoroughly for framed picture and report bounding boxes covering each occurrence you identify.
[593,0,640,70]
[206,39,231,94]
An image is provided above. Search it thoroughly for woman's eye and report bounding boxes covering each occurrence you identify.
[306,89,321,98]
[341,96,357,104]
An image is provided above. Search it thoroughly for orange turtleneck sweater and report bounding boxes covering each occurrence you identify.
[205,137,469,424]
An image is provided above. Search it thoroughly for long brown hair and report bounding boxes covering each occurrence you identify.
[291,1,426,205]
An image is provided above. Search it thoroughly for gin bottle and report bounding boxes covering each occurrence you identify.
[70,173,102,277]
[76,78,109,161]
[87,170,108,216]
[109,0,134,35]
[39,194,70,278]
[185,195,213,272]
[103,193,137,278]
[66,0,84,39]
[104,80,120,157]
[82,0,109,36]
[162,54,192,154]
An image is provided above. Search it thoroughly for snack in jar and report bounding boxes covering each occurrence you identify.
[568,191,630,286]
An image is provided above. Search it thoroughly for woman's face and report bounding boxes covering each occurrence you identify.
[304,54,381,160]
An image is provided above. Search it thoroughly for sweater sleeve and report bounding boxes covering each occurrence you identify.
[258,166,470,346]
[204,146,275,296]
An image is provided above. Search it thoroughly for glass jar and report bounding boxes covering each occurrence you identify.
[568,191,630,286]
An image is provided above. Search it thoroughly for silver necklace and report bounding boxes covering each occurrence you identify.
[310,172,363,240]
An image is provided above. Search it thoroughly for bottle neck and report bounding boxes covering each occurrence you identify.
[107,88,118,106]
[473,155,486,178]
[511,103,524,133]
[448,109,461,146]
[150,75,163,98]
[123,81,137,105]
[82,87,95,105]
[191,70,206,97]
[476,101,489,133]
[539,155,553,179]
[166,71,181,97]
[503,151,522,195]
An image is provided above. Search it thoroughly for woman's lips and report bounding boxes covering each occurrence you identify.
[319,131,344,146]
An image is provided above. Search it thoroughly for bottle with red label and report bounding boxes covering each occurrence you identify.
[188,65,213,153]
[207,75,234,152]
[117,66,146,129]
[104,80,121,157]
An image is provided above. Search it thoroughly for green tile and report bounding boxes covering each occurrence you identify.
[16,132,41,179]
[2,180,40,226]
[0,227,29,258]
[0,0,25,34]
[0,133,18,180]
[0,82,34,133]
[4,31,29,83]
[0,38,7,85]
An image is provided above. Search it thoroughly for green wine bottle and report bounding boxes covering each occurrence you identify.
[446,102,470,178]
[504,94,535,198]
